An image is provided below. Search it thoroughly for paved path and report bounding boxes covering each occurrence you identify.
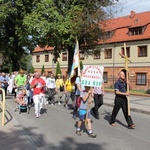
[104,92,150,115]
[0,93,150,150]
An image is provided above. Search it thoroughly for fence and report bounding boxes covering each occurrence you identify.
[104,77,150,91]
[0,88,6,126]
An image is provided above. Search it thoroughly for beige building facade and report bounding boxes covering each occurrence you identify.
[32,11,150,90]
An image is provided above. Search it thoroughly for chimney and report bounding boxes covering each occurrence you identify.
[130,11,135,18]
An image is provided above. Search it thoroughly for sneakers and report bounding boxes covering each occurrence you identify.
[45,101,49,105]
[35,113,41,118]
[88,133,97,138]
[76,130,82,136]
[73,114,76,120]
[35,114,39,118]
[76,130,97,138]
[64,104,69,109]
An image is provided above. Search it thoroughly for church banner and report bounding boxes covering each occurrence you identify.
[81,65,104,87]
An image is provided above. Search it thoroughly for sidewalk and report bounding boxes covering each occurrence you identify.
[0,107,39,150]
[104,92,150,115]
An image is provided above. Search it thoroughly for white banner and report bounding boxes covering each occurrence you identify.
[81,65,104,87]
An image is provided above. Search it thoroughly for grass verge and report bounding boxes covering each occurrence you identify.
[105,88,147,95]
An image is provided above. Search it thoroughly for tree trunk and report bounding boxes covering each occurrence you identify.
[67,45,74,74]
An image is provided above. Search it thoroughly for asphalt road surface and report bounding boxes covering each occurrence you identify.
[5,95,150,150]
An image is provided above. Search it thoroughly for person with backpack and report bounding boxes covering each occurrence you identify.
[72,76,85,119]
[76,86,97,138]
[55,74,65,105]
[64,78,75,109]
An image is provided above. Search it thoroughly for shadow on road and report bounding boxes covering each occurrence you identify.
[0,125,107,150]
[103,110,128,128]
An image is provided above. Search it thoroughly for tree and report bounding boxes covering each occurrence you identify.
[0,0,36,72]
[80,61,83,70]
[23,0,120,73]
[56,62,61,76]
[0,0,121,73]
[30,65,35,74]
[41,64,45,74]
[9,65,12,75]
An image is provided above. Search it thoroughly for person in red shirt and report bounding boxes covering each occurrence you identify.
[31,72,46,118]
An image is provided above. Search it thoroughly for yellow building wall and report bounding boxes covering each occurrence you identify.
[32,40,150,90]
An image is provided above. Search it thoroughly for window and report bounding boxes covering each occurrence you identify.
[103,31,114,39]
[45,55,49,62]
[129,27,143,36]
[80,52,85,60]
[138,46,147,57]
[62,52,67,61]
[93,53,100,59]
[105,49,112,59]
[103,72,108,83]
[36,55,40,62]
[136,73,146,85]
[121,47,130,57]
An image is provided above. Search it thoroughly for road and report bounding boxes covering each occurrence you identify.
[5,93,150,150]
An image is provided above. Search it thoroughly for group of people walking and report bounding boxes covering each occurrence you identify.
[0,69,136,138]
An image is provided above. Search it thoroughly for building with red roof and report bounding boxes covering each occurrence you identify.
[32,11,150,90]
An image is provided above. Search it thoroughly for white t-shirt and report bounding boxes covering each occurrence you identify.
[46,77,56,88]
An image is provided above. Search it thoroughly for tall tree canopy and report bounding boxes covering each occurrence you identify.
[0,0,37,71]
[0,0,120,72]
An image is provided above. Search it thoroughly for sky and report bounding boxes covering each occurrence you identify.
[112,0,150,17]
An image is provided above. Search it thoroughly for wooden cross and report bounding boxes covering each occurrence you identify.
[119,43,132,116]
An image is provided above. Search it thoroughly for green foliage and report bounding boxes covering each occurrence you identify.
[30,65,35,74]
[23,0,117,51]
[56,61,61,76]
[0,0,119,72]
[80,60,83,70]
[41,65,45,74]
[9,66,12,75]
[145,89,150,94]
[0,0,36,71]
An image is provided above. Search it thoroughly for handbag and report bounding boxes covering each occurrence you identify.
[58,79,64,91]
[59,85,64,91]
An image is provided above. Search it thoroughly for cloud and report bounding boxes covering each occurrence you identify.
[114,0,150,17]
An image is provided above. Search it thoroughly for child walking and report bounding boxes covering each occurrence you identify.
[76,86,97,138]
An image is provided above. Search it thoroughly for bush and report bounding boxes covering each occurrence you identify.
[145,89,150,94]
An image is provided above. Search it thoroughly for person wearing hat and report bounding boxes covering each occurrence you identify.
[56,74,65,105]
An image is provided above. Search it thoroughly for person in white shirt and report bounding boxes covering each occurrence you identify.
[46,73,56,105]
[41,72,47,82]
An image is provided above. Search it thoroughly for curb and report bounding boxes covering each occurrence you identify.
[104,103,150,115]
[105,90,150,97]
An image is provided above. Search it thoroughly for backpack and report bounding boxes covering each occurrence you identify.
[77,95,82,107]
